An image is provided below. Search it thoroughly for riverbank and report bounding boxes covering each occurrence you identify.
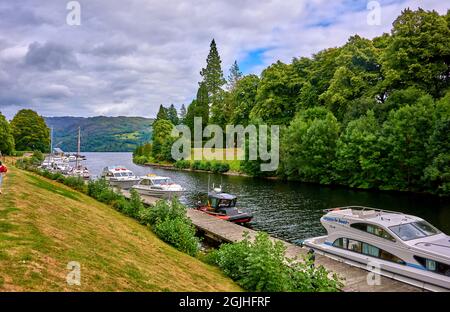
[141,161,253,177]
[0,165,241,291]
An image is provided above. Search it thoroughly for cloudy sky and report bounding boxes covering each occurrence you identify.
[0,0,448,119]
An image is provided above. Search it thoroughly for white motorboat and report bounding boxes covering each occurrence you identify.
[303,206,450,291]
[101,166,141,189]
[69,165,90,180]
[131,174,185,199]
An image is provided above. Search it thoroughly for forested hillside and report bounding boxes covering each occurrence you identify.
[45,116,153,152]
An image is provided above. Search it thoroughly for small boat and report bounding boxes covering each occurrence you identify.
[68,155,77,162]
[131,174,185,199]
[69,165,90,180]
[101,166,141,189]
[196,187,253,224]
[303,206,450,292]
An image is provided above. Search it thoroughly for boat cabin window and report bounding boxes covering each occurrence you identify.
[389,221,441,241]
[414,256,450,277]
[351,223,396,242]
[209,197,236,209]
[333,238,405,265]
[140,179,150,186]
[152,178,171,185]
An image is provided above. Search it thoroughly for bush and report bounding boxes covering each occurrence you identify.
[198,161,211,171]
[175,159,191,169]
[208,232,342,292]
[210,162,230,173]
[62,176,86,192]
[137,198,199,256]
[191,160,202,170]
[154,216,199,256]
[133,155,149,165]
[87,179,120,204]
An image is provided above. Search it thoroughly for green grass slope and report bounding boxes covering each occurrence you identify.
[0,165,240,291]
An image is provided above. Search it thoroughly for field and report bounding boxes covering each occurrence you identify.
[0,163,241,291]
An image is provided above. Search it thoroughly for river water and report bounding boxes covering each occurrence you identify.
[82,152,450,245]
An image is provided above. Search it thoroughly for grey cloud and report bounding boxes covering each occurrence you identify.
[25,42,79,71]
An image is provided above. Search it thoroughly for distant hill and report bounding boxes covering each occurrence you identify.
[45,116,153,152]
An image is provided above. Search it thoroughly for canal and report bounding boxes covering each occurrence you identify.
[83,152,450,245]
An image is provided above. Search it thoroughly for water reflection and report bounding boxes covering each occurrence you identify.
[83,152,450,244]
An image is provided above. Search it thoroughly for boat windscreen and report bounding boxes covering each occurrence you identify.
[389,221,441,241]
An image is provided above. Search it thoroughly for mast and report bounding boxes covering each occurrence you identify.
[76,127,81,168]
[50,127,53,156]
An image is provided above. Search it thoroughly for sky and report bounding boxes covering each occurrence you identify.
[0,0,448,119]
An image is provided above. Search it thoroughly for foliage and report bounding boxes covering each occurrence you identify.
[333,110,382,188]
[282,108,340,184]
[208,232,342,292]
[0,112,15,155]
[138,198,199,256]
[11,109,50,153]
[167,104,179,125]
[227,60,243,91]
[151,119,174,161]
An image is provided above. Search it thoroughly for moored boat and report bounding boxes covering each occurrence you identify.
[131,174,185,199]
[303,206,450,292]
[101,166,141,189]
[196,187,253,224]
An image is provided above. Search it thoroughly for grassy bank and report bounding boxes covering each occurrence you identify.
[0,165,241,291]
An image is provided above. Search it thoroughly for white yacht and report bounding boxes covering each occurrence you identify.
[131,174,185,199]
[101,166,141,189]
[303,206,450,292]
[68,165,90,180]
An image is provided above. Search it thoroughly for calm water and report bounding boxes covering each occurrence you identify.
[82,152,450,245]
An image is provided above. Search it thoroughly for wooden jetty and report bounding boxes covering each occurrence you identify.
[121,191,422,292]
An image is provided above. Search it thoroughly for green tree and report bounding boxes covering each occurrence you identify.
[179,104,187,123]
[156,104,168,120]
[379,96,435,191]
[200,39,226,97]
[0,112,15,155]
[11,109,50,152]
[151,119,174,161]
[227,60,243,91]
[167,104,179,125]
[423,93,450,195]
[200,39,226,125]
[381,8,450,97]
[333,110,382,188]
[282,107,340,183]
[228,75,260,126]
[250,61,301,125]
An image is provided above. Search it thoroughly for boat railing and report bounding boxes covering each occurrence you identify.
[323,206,404,215]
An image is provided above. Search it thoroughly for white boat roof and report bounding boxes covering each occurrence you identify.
[324,206,421,227]
[141,175,171,180]
[104,166,133,172]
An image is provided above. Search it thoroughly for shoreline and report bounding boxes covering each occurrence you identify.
[135,161,449,200]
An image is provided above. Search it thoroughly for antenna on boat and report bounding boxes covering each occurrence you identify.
[76,126,81,168]
[207,174,211,193]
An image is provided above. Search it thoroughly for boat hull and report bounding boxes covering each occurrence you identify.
[108,179,140,190]
[132,186,184,199]
[196,208,253,224]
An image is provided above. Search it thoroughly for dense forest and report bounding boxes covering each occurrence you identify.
[45,116,153,152]
[136,8,450,196]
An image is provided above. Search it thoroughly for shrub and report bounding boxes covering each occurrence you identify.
[191,160,202,170]
[87,179,120,204]
[154,216,199,256]
[62,176,86,192]
[199,161,211,171]
[211,162,230,173]
[208,232,342,292]
[133,155,149,165]
[175,159,191,169]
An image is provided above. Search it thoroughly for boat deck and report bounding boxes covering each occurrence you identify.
[121,192,422,292]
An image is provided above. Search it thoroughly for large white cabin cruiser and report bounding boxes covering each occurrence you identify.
[131,175,185,199]
[303,206,450,292]
[101,166,140,189]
